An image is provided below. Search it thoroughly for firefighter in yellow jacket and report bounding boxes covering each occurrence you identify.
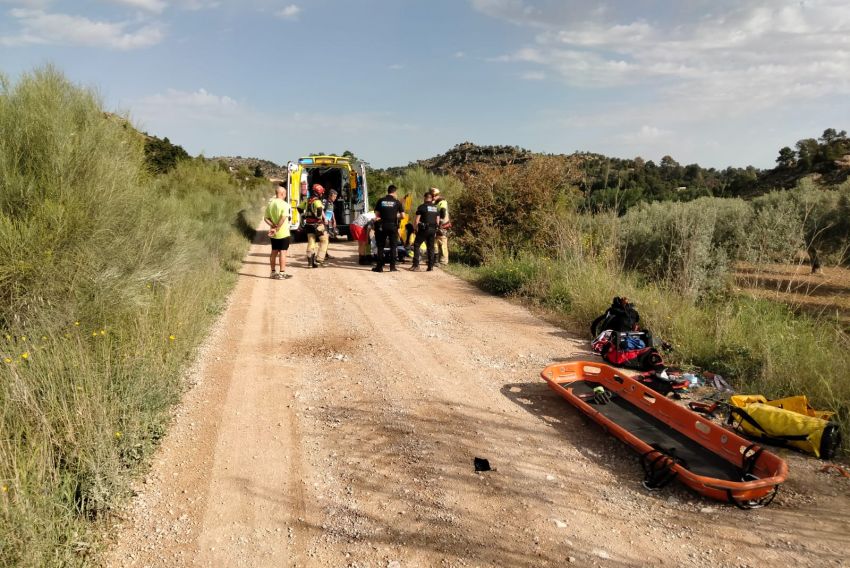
[303,184,329,268]
[431,187,450,265]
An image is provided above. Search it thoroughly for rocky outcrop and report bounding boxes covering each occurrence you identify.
[411,142,534,176]
[213,156,287,180]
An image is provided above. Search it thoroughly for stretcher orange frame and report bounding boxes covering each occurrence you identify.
[541,361,788,507]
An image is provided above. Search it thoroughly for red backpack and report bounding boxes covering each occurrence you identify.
[592,331,664,371]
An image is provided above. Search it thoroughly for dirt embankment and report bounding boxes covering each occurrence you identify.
[105,237,850,568]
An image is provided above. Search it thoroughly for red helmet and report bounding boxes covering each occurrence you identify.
[312,184,325,197]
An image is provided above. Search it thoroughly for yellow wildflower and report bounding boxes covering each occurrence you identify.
[92,332,98,337]
[20,335,27,341]
[41,335,48,341]
[100,329,106,336]
[74,321,80,327]
[114,431,122,439]
[168,334,176,341]
[3,357,11,364]
[1,485,7,493]
[20,352,29,360]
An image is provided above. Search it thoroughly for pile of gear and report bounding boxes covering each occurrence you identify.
[588,296,843,460]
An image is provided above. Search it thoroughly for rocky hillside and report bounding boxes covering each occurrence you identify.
[409,142,534,176]
[214,156,287,180]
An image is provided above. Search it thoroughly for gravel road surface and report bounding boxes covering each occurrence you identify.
[105,235,850,568]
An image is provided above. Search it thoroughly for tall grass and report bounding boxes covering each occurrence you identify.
[448,157,850,455]
[0,67,264,566]
[462,252,850,448]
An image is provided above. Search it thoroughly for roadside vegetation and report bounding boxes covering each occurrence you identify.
[0,66,265,566]
[440,157,850,454]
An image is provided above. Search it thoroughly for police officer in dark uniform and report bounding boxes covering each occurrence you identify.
[372,185,404,272]
[410,191,440,271]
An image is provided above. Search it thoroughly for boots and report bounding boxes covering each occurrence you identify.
[308,253,317,268]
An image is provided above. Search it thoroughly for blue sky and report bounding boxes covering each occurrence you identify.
[2,0,849,168]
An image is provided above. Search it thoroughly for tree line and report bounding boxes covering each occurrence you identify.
[581,128,849,213]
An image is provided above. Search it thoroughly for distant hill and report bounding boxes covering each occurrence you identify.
[409,142,534,176]
[213,156,287,180]
[396,141,589,187]
[401,133,849,212]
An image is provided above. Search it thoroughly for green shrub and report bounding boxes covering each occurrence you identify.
[0,66,263,566]
[620,199,731,297]
[453,156,582,264]
[143,135,190,174]
[397,166,464,205]
[461,252,850,454]
[748,192,805,264]
[475,254,542,296]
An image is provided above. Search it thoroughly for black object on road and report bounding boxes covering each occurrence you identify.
[473,457,491,472]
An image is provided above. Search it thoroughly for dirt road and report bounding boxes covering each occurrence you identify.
[106,236,850,568]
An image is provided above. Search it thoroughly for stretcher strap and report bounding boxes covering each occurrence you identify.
[726,485,779,510]
[640,444,686,491]
[741,443,764,478]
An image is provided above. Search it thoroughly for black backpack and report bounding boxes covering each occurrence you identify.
[590,297,640,337]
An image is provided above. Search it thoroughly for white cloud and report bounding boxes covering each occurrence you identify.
[176,0,221,9]
[138,88,239,111]
[470,0,539,24]
[0,0,50,6]
[0,8,164,49]
[479,0,850,108]
[127,88,419,163]
[474,0,850,166]
[453,51,465,58]
[106,0,167,14]
[616,125,671,144]
[521,70,545,80]
[388,63,405,70]
[275,4,300,20]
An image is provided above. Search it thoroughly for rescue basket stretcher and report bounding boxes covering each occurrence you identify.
[540,362,788,508]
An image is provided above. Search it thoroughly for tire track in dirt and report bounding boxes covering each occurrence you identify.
[106,238,850,568]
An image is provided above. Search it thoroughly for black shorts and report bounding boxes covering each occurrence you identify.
[271,237,290,251]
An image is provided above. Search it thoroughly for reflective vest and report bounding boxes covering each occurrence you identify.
[303,198,324,224]
[436,199,448,217]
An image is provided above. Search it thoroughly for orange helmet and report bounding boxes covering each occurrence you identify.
[312,184,325,197]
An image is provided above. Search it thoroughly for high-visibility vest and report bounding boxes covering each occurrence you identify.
[304,198,323,224]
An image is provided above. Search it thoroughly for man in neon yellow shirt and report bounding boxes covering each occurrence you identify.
[264,183,292,279]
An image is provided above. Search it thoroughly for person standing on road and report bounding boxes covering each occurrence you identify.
[372,184,404,273]
[323,189,339,259]
[304,184,329,268]
[431,187,450,265]
[409,191,439,272]
[323,189,338,235]
[264,183,292,279]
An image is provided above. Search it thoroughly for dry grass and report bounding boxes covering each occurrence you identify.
[734,262,850,328]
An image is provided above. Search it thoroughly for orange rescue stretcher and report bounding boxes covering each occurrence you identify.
[541,361,788,509]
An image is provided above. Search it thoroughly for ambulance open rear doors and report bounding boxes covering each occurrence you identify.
[285,158,370,239]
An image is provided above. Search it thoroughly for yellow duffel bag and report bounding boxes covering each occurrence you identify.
[728,395,841,459]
